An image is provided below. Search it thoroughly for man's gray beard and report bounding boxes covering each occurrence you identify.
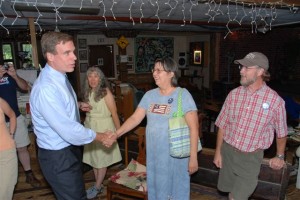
[240,77,256,87]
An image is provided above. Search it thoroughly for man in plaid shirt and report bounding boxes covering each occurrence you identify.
[213,52,288,200]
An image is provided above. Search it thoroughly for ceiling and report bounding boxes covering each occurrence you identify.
[1,0,300,37]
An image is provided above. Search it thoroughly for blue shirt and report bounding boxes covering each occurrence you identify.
[283,96,300,120]
[0,75,22,121]
[30,64,96,150]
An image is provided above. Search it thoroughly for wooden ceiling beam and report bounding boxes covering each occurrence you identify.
[65,15,249,28]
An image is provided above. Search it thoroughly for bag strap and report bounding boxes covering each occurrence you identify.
[173,88,184,117]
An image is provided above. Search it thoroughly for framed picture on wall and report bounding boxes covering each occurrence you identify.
[135,37,174,73]
[79,50,87,60]
[190,42,204,66]
[193,50,202,65]
[80,63,88,73]
[116,55,120,65]
[127,55,133,64]
[126,63,134,71]
[98,58,104,66]
[78,39,87,48]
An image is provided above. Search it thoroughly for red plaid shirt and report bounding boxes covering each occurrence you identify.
[215,84,287,152]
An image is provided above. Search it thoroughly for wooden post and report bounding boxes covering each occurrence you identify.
[118,47,128,82]
[28,18,39,69]
[214,33,221,81]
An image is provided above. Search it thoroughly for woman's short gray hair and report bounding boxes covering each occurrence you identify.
[154,57,179,87]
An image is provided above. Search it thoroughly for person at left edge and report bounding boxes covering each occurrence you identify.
[0,62,42,188]
[0,97,17,200]
[30,32,114,200]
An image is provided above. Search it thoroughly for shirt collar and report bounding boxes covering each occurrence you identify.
[243,82,267,97]
[44,64,66,82]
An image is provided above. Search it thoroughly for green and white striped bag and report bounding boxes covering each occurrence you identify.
[168,88,202,158]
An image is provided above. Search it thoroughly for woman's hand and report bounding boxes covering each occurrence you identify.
[79,102,92,112]
[188,157,198,175]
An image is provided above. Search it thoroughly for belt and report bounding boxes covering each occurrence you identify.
[225,142,262,154]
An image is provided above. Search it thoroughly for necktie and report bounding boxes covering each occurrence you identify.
[65,76,80,122]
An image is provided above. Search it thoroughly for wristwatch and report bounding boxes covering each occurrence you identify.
[276,154,285,160]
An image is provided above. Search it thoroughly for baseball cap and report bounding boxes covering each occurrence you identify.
[234,52,269,70]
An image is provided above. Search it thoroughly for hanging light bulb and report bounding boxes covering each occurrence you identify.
[54,25,60,32]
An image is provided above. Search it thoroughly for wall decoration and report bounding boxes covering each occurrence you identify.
[120,55,128,63]
[190,42,204,67]
[79,50,87,60]
[127,55,134,71]
[127,55,133,64]
[116,35,129,49]
[80,63,88,73]
[98,58,104,66]
[116,55,120,65]
[126,64,134,71]
[135,37,174,73]
[194,50,202,65]
[78,39,87,48]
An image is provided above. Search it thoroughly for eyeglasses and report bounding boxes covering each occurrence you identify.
[238,65,259,70]
[151,68,167,74]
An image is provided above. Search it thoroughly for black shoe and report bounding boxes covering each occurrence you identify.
[26,172,41,188]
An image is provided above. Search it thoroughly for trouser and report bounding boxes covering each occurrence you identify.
[38,145,87,200]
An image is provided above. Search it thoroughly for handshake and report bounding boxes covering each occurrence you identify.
[95,130,118,148]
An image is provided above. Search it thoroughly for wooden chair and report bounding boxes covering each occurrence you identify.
[106,127,147,200]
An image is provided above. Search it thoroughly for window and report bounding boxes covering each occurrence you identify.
[21,43,32,60]
[2,43,13,63]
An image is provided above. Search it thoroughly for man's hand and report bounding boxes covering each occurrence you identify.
[6,64,17,78]
[0,65,7,77]
[269,157,285,170]
[213,151,222,168]
[97,130,117,148]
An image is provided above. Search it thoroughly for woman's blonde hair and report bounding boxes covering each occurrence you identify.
[83,66,109,102]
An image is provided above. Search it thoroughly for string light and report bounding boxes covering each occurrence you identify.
[224,21,233,39]
[189,0,198,24]
[34,0,43,32]
[249,3,258,34]
[232,0,240,25]
[51,0,63,32]
[256,2,269,33]
[148,0,155,7]
[0,0,9,34]
[11,0,21,25]
[204,1,212,23]
[99,0,107,27]
[165,0,178,17]
[24,0,30,6]
[80,0,84,10]
[181,0,186,26]
[209,0,219,22]
[216,0,224,16]
[226,0,233,23]
[0,0,298,39]
[110,0,117,20]
[269,4,278,31]
[129,0,136,25]
[155,0,160,30]
[223,0,233,39]
[139,0,145,23]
